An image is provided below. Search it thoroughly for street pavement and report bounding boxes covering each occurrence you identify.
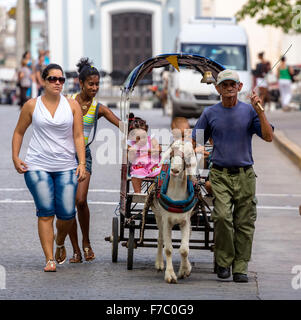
[0,105,301,300]
[270,110,301,148]
[268,110,301,170]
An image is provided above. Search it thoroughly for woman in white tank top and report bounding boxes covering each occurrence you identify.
[12,64,86,272]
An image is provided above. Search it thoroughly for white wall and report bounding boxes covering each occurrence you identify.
[66,0,83,70]
[282,34,301,65]
[48,0,63,66]
[48,0,84,70]
[179,0,195,25]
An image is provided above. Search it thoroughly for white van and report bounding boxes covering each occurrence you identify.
[166,17,252,118]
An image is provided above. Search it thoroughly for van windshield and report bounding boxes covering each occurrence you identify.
[181,43,247,71]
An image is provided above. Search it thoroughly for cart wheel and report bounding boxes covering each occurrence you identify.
[127,223,135,270]
[112,217,119,263]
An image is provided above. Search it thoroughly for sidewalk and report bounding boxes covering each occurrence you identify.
[249,109,301,299]
[267,109,301,170]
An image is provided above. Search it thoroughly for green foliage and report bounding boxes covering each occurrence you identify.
[236,0,301,33]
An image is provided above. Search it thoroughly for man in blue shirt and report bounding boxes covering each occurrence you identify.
[192,69,274,283]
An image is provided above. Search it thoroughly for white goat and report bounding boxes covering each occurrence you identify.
[145,140,197,283]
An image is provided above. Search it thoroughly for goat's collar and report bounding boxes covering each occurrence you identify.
[155,163,197,213]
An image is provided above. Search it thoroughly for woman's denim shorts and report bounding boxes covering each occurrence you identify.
[76,145,92,175]
[24,169,78,220]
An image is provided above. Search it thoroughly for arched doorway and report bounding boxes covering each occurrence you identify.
[111,12,152,78]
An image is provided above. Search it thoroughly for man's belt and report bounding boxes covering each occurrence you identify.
[212,164,253,174]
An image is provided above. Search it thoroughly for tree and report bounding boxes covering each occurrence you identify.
[236,0,301,33]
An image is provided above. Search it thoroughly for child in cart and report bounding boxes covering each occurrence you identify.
[179,116,213,195]
[128,113,161,193]
[171,117,191,142]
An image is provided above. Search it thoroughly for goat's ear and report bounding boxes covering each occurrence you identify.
[159,146,172,165]
[184,142,197,176]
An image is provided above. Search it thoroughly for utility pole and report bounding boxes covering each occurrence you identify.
[16,0,31,64]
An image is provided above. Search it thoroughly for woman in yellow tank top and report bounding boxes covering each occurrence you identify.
[69,58,121,262]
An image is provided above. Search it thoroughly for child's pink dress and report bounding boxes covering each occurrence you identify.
[128,136,161,179]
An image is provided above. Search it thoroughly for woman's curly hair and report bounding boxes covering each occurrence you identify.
[76,57,100,82]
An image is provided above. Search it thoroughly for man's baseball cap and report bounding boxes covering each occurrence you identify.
[216,69,240,85]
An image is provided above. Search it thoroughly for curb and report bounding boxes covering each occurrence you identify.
[273,130,301,170]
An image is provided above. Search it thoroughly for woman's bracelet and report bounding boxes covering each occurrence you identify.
[79,162,86,166]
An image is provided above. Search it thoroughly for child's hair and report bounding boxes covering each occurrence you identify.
[171,117,190,130]
[128,113,148,133]
[76,57,100,82]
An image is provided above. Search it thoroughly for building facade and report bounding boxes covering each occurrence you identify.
[47,0,301,74]
[48,0,202,72]
[0,6,17,68]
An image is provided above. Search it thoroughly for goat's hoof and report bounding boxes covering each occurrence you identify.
[178,264,192,279]
[178,269,191,279]
[165,272,177,284]
[155,261,164,272]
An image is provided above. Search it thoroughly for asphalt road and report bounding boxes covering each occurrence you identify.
[0,105,301,300]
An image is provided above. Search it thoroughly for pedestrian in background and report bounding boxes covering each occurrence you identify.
[277,57,294,111]
[35,54,45,96]
[18,58,32,107]
[44,50,50,65]
[68,58,122,263]
[254,52,271,110]
[22,51,34,99]
[192,69,274,283]
[12,63,86,272]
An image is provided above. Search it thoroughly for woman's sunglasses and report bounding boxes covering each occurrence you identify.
[46,76,66,84]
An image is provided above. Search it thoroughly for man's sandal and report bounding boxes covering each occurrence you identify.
[69,252,83,263]
[44,260,56,272]
[83,246,95,261]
